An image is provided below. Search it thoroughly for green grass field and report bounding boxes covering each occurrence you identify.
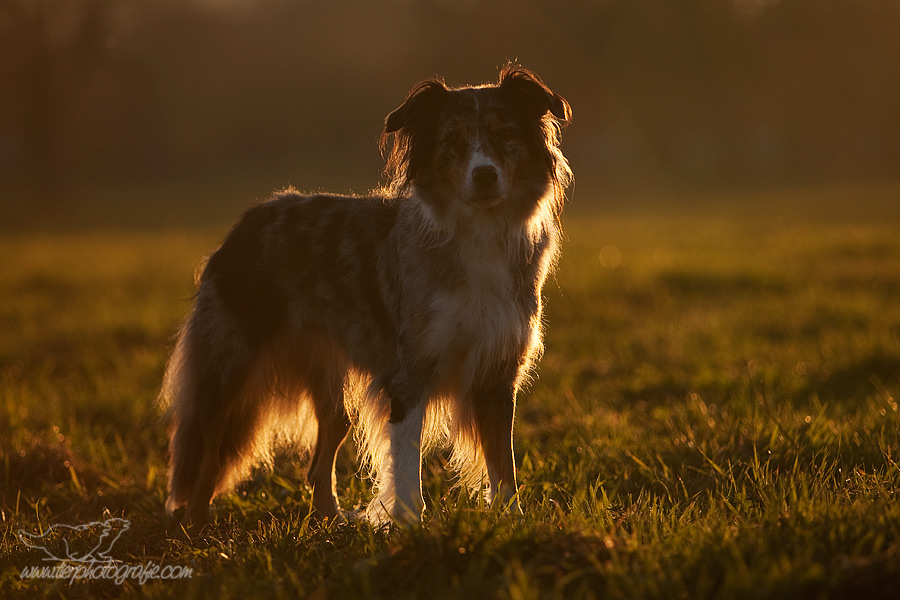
[2,184,900,599]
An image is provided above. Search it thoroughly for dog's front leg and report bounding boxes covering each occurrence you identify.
[472,371,522,514]
[389,400,427,523]
[366,399,427,525]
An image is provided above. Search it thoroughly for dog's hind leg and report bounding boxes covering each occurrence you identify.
[306,367,351,520]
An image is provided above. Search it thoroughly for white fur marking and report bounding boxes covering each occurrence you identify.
[421,223,526,378]
[366,401,426,524]
[464,142,508,201]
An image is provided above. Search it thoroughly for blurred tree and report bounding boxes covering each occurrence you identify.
[0,0,116,203]
[2,0,898,214]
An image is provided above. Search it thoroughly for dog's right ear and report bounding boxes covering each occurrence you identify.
[381,79,449,192]
[382,79,449,136]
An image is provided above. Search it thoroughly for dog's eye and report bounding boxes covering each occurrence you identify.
[444,133,468,154]
[498,127,518,141]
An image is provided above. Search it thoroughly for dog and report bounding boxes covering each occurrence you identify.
[161,64,572,525]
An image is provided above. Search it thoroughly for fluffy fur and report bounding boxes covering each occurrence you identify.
[161,64,572,525]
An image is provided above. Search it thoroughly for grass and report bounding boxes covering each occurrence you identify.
[2,183,900,598]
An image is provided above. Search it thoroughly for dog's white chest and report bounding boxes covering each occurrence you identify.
[422,242,526,369]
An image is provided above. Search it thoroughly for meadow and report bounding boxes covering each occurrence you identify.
[2,183,900,599]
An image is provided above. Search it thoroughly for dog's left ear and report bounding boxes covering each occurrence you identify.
[499,65,572,125]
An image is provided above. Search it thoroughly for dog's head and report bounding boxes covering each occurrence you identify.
[380,64,572,224]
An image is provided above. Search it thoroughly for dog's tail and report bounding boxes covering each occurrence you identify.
[162,304,296,521]
[160,317,207,517]
[161,300,320,521]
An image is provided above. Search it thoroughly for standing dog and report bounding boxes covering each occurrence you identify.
[161,64,572,524]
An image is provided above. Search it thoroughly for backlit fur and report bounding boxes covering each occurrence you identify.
[161,64,572,525]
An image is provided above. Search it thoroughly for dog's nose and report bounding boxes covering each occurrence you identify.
[472,165,499,189]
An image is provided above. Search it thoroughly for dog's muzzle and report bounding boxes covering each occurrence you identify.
[468,165,503,207]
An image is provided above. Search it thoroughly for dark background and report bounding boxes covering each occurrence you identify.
[2,0,899,227]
